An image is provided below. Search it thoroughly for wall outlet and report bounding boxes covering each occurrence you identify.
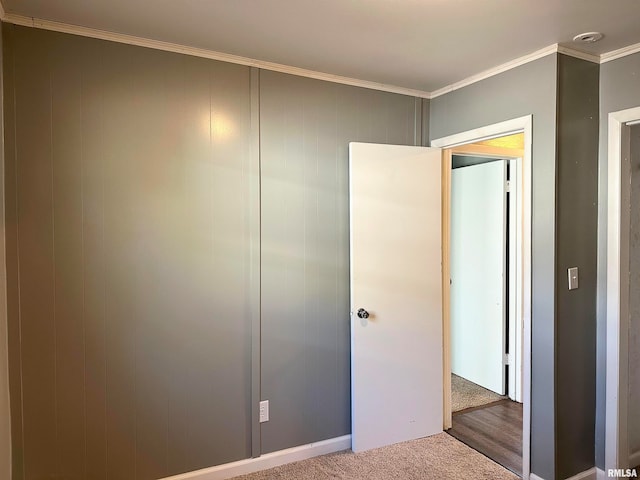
[259,400,269,423]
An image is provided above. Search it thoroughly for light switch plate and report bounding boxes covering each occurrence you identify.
[568,267,579,290]
[259,400,269,423]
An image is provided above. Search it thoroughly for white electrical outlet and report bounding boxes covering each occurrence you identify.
[259,400,269,423]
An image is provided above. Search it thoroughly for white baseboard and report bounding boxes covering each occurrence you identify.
[630,449,640,467]
[530,467,596,480]
[159,435,352,480]
[566,467,597,480]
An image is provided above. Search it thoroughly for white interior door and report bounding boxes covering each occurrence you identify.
[450,160,506,395]
[349,142,443,453]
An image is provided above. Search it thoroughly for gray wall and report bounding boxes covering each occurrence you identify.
[3,25,256,480]
[629,124,640,456]
[0,20,11,480]
[555,54,599,479]
[596,51,640,469]
[2,24,424,479]
[430,54,559,479]
[259,71,421,453]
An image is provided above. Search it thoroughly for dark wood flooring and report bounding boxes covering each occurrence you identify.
[447,399,523,476]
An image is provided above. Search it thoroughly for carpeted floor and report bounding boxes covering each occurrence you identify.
[231,433,518,480]
[452,374,506,412]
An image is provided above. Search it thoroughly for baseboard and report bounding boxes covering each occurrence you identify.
[530,467,596,480]
[566,467,597,480]
[159,435,352,480]
[596,468,607,480]
[630,449,640,467]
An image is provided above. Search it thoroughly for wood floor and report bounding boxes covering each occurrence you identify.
[447,399,523,476]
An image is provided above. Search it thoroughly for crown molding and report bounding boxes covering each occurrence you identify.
[0,13,432,99]
[429,43,604,99]
[2,9,640,100]
[557,45,600,63]
[601,41,640,63]
[429,44,558,99]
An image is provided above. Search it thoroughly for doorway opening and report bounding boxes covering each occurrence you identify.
[628,123,640,470]
[447,136,524,476]
[432,117,532,479]
[605,106,640,471]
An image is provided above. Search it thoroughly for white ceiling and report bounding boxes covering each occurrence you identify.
[3,0,640,93]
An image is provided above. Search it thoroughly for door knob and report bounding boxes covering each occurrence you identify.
[357,308,369,319]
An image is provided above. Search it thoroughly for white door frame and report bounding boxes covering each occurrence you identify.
[605,105,640,470]
[432,114,532,480]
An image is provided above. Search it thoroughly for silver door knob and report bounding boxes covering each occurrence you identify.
[357,308,369,319]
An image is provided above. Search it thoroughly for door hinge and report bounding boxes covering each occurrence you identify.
[505,180,511,192]
[503,353,511,365]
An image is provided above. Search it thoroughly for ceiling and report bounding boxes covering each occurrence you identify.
[3,0,640,93]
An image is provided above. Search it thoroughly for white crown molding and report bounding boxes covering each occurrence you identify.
[601,41,640,63]
[429,44,558,99]
[566,467,597,480]
[557,45,600,63]
[2,10,640,100]
[429,44,603,99]
[0,13,432,99]
[531,467,597,480]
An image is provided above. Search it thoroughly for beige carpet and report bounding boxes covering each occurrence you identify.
[231,433,518,480]
[452,374,506,412]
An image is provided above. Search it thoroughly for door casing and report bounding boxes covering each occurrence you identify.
[432,115,533,480]
[605,106,640,470]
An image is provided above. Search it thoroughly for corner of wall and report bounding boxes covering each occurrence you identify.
[554,53,600,479]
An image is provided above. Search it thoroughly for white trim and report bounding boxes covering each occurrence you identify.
[566,467,598,480]
[531,467,598,480]
[158,435,351,480]
[0,13,431,99]
[601,42,640,64]
[606,106,640,472]
[596,468,607,480]
[431,115,533,480]
[631,450,640,468]
[428,45,598,99]
[429,45,558,99]
[430,117,531,149]
[1,9,638,101]
[557,46,601,64]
